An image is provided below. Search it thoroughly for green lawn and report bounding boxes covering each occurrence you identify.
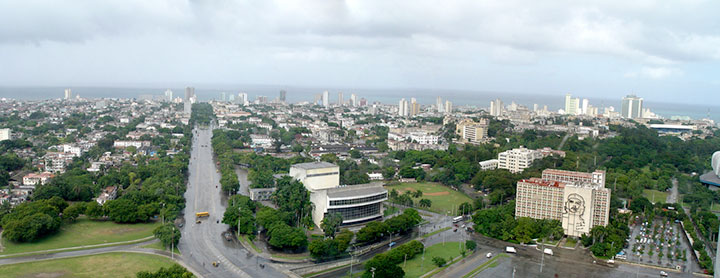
[564,238,578,248]
[421,227,452,238]
[402,241,465,278]
[0,217,159,255]
[643,189,668,204]
[0,252,176,278]
[385,182,473,215]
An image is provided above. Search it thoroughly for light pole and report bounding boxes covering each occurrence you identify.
[171,226,175,260]
[540,242,544,273]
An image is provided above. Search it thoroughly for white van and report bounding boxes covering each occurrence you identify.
[543,248,553,256]
[506,247,517,253]
[486,252,492,258]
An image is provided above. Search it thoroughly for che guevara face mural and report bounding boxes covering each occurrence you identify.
[564,193,586,231]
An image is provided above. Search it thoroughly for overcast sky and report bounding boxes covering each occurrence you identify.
[1,0,719,104]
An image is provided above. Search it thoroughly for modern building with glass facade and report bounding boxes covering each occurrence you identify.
[290,162,387,229]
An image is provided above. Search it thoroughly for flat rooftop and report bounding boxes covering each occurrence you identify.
[327,182,387,199]
[700,171,720,187]
[291,161,338,170]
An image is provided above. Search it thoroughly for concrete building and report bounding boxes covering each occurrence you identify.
[700,151,720,191]
[497,147,542,173]
[238,92,248,106]
[280,90,287,103]
[164,89,173,101]
[250,134,273,148]
[322,91,330,107]
[444,100,453,114]
[185,87,195,102]
[0,128,11,141]
[455,118,488,143]
[289,162,387,229]
[436,96,444,113]
[22,172,55,186]
[64,88,72,100]
[490,99,504,117]
[515,169,611,237]
[564,93,580,115]
[479,159,499,170]
[621,95,643,119]
[338,92,344,106]
[410,98,420,116]
[398,98,409,117]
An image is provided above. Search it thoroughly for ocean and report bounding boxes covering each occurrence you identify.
[0,86,717,123]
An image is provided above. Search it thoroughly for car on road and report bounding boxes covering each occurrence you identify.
[223,232,233,241]
[660,270,668,277]
[389,242,396,248]
[212,261,219,267]
[506,247,517,253]
[196,220,202,224]
[543,248,553,256]
[486,252,492,258]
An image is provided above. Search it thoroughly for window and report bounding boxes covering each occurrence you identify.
[329,192,388,206]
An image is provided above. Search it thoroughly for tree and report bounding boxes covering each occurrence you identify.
[136,264,194,278]
[432,256,447,267]
[458,202,473,215]
[84,201,104,219]
[153,223,181,249]
[321,213,343,238]
[465,240,477,251]
[267,223,308,250]
[419,199,432,208]
[62,202,85,222]
[362,253,405,278]
[105,199,139,223]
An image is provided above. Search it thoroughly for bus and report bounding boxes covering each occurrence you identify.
[453,216,463,223]
[195,212,210,218]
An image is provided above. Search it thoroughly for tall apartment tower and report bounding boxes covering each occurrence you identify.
[185,87,195,102]
[164,89,173,101]
[444,100,453,115]
[337,92,344,106]
[490,98,504,116]
[64,89,72,100]
[350,93,357,107]
[436,96,444,113]
[322,91,330,107]
[398,98,409,117]
[410,98,420,116]
[621,95,643,119]
[564,93,580,115]
[279,90,287,102]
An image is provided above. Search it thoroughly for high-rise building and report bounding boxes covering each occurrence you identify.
[0,128,11,141]
[338,92,344,106]
[515,169,611,237]
[164,89,173,101]
[444,100,453,115]
[564,93,580,115]
[228,94,235,102]
[455,118,489,143]
[398,98,409,117]
[322,91,330,107]
[280,90,287,102]
[185,87,195,102]
[410,98,420,116]
[436,96,444,113]
[497,147,543,173]
[64,89,72,100]
[582,99,589,115]
[490,99,504,116]
[621,95,643,119]
[359,98,367,106]
[350,93,357,107]
[220,92,226,102]
[238,92,248,106]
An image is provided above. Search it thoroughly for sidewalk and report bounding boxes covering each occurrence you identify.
[0,236,155,258]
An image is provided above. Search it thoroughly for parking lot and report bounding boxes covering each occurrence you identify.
[623,216,699,273]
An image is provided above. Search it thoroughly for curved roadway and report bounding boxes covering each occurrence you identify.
[178,126,287,278]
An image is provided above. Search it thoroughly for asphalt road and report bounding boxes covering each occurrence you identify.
[178,126,287,278]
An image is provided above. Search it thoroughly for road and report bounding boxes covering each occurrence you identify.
[440,234,697,278]
[667,178,679,204]
[178,126,287,278]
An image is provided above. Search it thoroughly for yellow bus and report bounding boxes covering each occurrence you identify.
[195,212,210,218]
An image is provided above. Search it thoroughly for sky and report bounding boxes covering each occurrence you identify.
[1,0,719,104]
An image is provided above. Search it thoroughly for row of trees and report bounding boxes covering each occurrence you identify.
[472,201,564,243]
[355,209,422,245]
[362,240,424,278]
[308,229,354,261]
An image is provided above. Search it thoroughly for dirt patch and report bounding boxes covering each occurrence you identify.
[425,191,450,196]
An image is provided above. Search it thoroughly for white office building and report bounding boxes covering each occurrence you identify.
[0,128,11,141]
[497,147,543,173]
[290,162,387,229]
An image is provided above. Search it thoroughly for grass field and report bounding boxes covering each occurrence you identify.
[0,252,176,278]
[385,182,473,215]
[643,189,668,204]
[141,241,181,254]
[401,241,465,278]
[0,217,159,255]
[564,238,578,248]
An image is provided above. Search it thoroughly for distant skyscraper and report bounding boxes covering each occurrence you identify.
[280,90,287,103]
[64,89,72,100]
[322,91,330,107]
[398,98,409,117]
[238,92,248,106]
[436,96,444,113]
[185,87,195,102]
[410,98,420,116]
[228,94,235,102]
[621,95,643,119]
[359,98,367,106]
[337,92,344,106]
[490,99,504,116]
[582,98,589,115]
[350,93,357,107]
[564,93,580,115]
[444,100,453,115]
[220,92,226,102]
[164,89,173,101]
